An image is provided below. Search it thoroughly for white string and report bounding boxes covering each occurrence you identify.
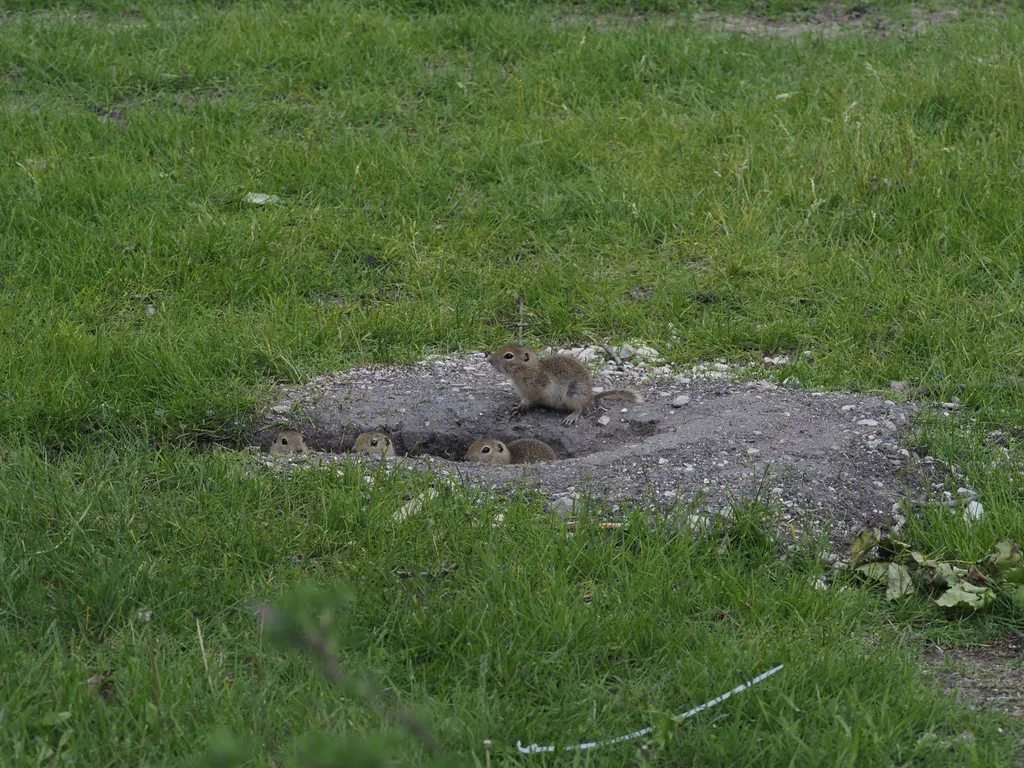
[515,664,784,754]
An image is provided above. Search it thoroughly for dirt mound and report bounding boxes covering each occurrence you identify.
[254,350,947,546]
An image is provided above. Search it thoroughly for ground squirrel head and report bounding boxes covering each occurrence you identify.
[464,438,512,465]
[353,432,395,457]
[487,345,538,376]
[269,430,308,456]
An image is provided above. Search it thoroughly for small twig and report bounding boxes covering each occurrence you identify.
[253,602,442,756]
[565,521,626,533]
[146,631,161,719]
[195,614,215,696]
[515,295,530,344]
[516,665,784,754]
[599,343,625,372]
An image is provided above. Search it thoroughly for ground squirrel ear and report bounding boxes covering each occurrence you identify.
[523,352,530,361]
[498,445,505,452]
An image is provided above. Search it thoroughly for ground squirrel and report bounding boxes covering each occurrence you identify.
[269,430,308,456]
[487,345,643,426]
[465,437,557,465]
[353,432,395,457]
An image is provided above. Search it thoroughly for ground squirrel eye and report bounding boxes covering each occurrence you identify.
[503,352,514,360]
[482,446,491,453]
[370,439,379,446]
[280,438,288,445]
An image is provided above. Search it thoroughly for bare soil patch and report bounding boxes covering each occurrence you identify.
[925,637,1024,751]
[254,350,949,547]
[558,3,972,38]
[692,4,959,38]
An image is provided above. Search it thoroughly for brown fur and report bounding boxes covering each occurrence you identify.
[507,438,557,463]
[270,430,308,456]
[487,345,642,426]
[353,432,395,457]
[465,437,557,465]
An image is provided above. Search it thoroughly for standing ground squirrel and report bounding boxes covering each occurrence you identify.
[487,345,643,426]
[353,432,395,457]
[465,437,557,465]
[269,430,308,456]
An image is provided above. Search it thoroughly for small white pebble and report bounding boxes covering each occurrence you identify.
[857,419,879,427]
[597,415,611,426]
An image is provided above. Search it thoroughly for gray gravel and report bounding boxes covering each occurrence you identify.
[253,349,947,547]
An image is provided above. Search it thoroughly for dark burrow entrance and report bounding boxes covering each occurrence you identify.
[260,417,662,462]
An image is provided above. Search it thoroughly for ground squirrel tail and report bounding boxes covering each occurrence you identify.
[594,389,643,404]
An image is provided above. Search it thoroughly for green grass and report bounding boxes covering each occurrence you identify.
[2,1,1024,764]
[1,447,1018,765]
